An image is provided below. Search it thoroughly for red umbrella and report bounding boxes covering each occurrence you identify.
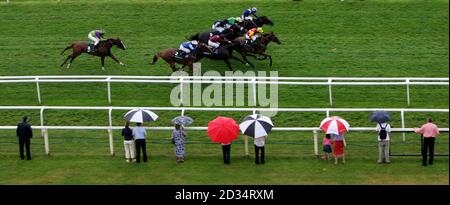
[320,116,350,135]
[207,116,240,144]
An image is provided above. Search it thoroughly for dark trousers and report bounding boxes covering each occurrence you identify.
[19,138,31,160]
[255,145,265,164]
[422,137,435,166]
[222,144,231,164]
[135,139,147,163]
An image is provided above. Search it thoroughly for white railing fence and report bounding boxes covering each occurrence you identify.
[0,75,448,106]
[0,106,448,157]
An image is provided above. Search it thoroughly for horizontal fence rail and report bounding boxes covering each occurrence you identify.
[0,75,448,106]
[0,106,448,156]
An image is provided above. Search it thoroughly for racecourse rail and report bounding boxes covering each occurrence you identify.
[0,106,448,157]
[0,75,448,106]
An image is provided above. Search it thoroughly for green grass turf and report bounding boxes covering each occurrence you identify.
[0,0,448,184]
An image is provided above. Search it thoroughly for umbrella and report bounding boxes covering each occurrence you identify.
[172,116,194,125]
[207,116,240,144]
[320,116,350,135]
[124,108,158,123]
[239,114,273,138]
[370,110,391,123]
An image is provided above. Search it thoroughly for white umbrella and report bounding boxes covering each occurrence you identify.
[124,109,158,123]
[239,114,273,138]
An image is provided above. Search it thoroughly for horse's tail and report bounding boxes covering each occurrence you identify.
[187,33,199,41]
[151,53,160,65]
[61,44,73,55]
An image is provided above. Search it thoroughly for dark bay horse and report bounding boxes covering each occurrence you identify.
[199,41,255,71]
[233,32,281,68]
[243,16,274,30]
[60,38,126,70]
[150,42,211,72]
[188,24,245,43]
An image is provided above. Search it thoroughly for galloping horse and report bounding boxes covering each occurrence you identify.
[60,38,126,70]
[150,42,211,72]
[198,41,255,71]
[233,32,281,67]
[188,24,244,43]
[243,16,274,30]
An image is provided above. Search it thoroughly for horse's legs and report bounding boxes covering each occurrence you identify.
[170,62,177,72]
[236,50,255,68]
[230,55,253,68]
[223,59,233,71]
[67,53,81,69]
[256,53,272,67]
[108,53,125,66]
[101,56,106,70]
[61,54,72,67]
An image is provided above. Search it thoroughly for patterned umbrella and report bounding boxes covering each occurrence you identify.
[124,109,158,123]
[207,116,240,144]
[172,116,194,125]
[239,114,273,138]
[320,116,350,135]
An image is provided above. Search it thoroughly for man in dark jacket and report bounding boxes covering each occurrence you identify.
[16,116,33,160]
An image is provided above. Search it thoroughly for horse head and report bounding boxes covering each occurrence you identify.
[256,16,274,27]
[109,38,127,50]
[263,32,281,45]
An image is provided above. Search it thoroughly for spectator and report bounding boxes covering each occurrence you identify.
[16,116,33,160]
[133,122,147,163]
[254,136,266,164]
[172,124,186,163]
[222,142,231,164]
[122,121,135,163]
[376,122,392,164]
[332,134,345,165]
[322,134,332,161]
[414,118,440,166]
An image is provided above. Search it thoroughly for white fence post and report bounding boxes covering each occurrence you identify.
[406,79,410,106]
[328,78,333,106]
[44,129,49,155]
[313,130,318,157]
[326,109,330,117]
[108,108,114,156]
[107,77,112,105]
[179,77,184,105]
[401,110,406,142]
[35,77,42,105]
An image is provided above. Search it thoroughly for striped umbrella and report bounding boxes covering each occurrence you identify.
[124,109,158,123]
[172,116,194,125]
[239,114,273,138]
[320,116,350,135]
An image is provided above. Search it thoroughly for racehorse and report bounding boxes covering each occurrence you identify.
[61,38,126,70]
[188,24,244,43]
[233,32,281,67]
[150,42,211,72]
[243,16,274,30]
[198,40,255,71]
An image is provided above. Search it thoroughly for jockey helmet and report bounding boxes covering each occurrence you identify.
[251,7,257,13]
[257,27,263,33]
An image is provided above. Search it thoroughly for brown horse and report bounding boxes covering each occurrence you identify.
[233,32,281,68]
[150,42,211,72]
[60,38,126,70]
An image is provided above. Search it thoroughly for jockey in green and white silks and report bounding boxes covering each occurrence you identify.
[88,29,106,46]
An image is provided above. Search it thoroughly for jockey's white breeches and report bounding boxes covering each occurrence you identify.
[208,40,220,49]
[179,46,191,53]
[88,34,100,45]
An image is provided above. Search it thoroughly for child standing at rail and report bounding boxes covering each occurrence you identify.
[322,134,332,161]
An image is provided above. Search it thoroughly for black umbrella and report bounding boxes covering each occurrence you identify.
[370,110,391,123]
[239,114,274,138]
[124,109,158,123]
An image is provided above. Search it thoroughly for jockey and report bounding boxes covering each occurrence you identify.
[245,27,263,46]
[178,40,198,59]
[208,35,222,51]
[242,7,258,21]
[211,19,228,34]
[88,29,106,46]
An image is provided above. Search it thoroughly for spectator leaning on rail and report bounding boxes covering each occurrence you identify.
[414,118,440,166]
[16,116,33,160]
[376,122,392,164]
[133,122,148,163]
